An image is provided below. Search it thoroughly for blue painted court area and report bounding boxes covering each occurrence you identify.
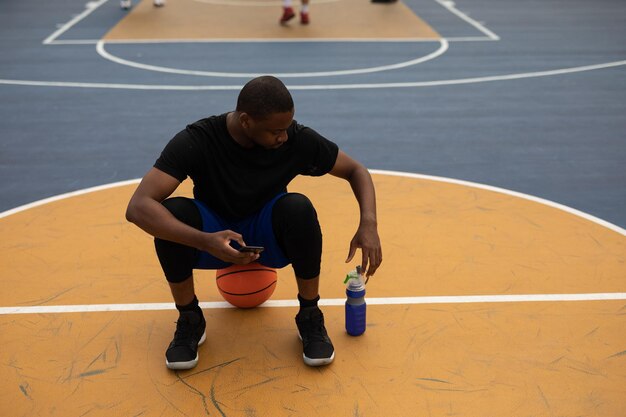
[0,0,625,228]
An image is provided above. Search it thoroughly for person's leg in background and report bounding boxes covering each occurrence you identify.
[121,0,165,10]
[280,0,310,25]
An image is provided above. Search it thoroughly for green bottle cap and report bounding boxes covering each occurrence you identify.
[344,265,361,284]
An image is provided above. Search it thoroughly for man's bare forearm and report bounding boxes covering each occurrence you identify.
[126,196,206,250]
[347,164,378,225]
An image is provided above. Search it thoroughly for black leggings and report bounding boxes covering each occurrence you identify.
[154,193,322,283]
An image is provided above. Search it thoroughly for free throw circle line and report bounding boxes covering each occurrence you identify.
[95,39,448,78]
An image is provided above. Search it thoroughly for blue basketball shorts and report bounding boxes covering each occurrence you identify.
[191,193,291,270]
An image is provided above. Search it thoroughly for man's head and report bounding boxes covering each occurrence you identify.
[236,76,294,121]
[234,76,295,149]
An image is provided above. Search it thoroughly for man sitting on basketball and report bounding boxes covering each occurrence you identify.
[126,75,382,369]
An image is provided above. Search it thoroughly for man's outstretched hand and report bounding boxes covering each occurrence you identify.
[345,222,382,278]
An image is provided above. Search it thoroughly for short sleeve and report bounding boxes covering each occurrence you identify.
[153,129,199,182]
[295,125,339,176]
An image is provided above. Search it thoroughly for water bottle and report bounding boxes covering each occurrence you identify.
[344,265,366,336]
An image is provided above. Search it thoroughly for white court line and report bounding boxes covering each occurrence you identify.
[46,39,101,45]
[192,0,339,6]
[369,170,626,237]
[2,293,626,315]
[443,36,498,42]
[80,0,495,78]
[0,179,141,219]
[42,0,498,45]
[42,0,109,45]
[1,171,624,314]
[100,37,448,43]
[45,37,494,45]
[1,59,625,90]
[40,0,496,78]
[436,0,500,40]
[95,39,448,78]
[2,170,625,236]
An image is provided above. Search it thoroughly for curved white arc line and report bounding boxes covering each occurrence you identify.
[96,39,447,78]
[1,171,624,237]
[369,169,626,237]
[0,179,141,219]
[1,59,624,90]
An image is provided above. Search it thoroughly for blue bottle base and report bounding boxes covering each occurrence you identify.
[345,303,366,336]
[346,328,366,336]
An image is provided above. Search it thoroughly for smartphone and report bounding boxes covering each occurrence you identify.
[239,246,264,254]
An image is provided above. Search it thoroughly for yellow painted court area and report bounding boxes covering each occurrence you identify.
[1,174,625,416]
[104,0,441,40]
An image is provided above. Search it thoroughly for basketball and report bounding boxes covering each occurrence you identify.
[215,263,277,308]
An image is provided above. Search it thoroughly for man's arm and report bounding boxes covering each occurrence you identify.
[125,167,257,264]
[329,151,382,277]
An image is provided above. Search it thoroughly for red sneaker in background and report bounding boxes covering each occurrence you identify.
[280,7,296,24]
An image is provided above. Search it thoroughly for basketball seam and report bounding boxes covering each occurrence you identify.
[218,281,277,297]
[215,268,276,280]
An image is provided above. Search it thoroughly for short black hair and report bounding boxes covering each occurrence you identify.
[236,76,294,120]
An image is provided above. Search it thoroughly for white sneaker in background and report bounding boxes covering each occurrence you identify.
[120,0,131,9]
[153,0,165,7]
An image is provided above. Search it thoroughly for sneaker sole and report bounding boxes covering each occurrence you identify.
[303,351,335,367]
[298,333,335,367]
[165,330,206,370]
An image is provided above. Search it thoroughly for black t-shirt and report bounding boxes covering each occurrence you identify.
[154,113,339,221]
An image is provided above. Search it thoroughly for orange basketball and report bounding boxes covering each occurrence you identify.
[215,263,277,308]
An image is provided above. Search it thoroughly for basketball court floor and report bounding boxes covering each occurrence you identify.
[1,0,625,416]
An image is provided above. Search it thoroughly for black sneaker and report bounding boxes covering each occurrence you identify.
[165,310,206,370]
[295,307,335,366]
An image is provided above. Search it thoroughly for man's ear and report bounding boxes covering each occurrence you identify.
[239,113,251,129]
